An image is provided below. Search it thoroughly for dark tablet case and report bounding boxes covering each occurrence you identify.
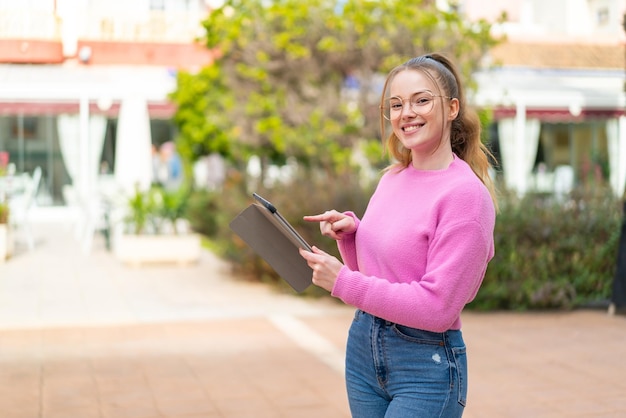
[229,203,312,292]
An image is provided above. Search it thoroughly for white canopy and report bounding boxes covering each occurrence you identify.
[114,96,153,196]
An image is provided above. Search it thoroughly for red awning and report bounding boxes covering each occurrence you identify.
[494,107,625,122]
[0,100,176,118]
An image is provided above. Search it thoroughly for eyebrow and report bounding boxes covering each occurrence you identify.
[388,89,434,99]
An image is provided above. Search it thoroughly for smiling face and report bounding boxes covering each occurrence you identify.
[388,69,459,169]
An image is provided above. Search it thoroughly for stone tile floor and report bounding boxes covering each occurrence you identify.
[1,221,625,417]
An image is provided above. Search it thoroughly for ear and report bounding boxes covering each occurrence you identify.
[447,98,460,121]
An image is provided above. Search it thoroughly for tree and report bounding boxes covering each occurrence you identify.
[169,65,233,163]
[170,0,499,183]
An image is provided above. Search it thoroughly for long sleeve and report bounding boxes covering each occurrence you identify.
[336,212,360,271]
[331,157,495,332]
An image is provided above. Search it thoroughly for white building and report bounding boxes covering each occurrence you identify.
[0,0,213,214]
[2,0,625,219]
[459,0,626,197]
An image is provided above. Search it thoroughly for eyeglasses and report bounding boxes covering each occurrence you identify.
[381,91,452,121]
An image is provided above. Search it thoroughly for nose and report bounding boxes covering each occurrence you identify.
[400,100,416,118]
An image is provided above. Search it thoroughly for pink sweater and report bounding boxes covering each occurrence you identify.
[333,156,495,332]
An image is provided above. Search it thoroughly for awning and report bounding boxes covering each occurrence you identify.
[0,63,177,103]
[0,100,176,118]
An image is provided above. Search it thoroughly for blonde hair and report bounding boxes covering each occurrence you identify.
[379,53,498,210]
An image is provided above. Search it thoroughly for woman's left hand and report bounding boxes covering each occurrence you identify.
[299,246,344,293]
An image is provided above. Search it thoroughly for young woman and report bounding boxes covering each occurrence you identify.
[299,53,497,417]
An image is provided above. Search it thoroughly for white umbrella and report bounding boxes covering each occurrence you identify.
[115,96,153,196]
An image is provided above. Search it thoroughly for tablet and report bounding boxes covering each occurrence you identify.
[229,193,313,292]
[252,193,312,252]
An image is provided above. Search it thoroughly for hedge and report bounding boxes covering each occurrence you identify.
[187,174,622,310]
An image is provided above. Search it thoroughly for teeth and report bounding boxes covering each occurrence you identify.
[404,125,419,133]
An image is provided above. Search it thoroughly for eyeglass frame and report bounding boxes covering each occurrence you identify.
[380,90,453,121]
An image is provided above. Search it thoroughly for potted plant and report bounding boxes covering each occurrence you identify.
[113,186,202,266]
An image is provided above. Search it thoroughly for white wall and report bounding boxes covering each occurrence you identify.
[461,0,626,41]
[0,0,55,10]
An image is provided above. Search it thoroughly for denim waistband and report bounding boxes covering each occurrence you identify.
[357,309,463,344]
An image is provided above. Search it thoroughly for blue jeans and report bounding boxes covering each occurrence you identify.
[345,310,467,418]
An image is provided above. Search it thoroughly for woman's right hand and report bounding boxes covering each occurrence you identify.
[303,210,356,240]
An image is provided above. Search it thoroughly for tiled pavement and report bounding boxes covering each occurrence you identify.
[1,218,626,417]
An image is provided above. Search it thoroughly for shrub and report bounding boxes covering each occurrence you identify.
[123,186,191,235]
[184,188,220,238]
[194,166,621,308]
[469,186,621,311]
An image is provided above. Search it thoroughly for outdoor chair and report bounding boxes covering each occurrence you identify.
[9,166,42,251]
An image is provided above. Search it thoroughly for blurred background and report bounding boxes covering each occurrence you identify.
[0,0,624,310]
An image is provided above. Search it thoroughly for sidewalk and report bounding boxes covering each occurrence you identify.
[1,219,625,417]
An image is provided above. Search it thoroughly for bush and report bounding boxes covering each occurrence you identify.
[123,186,191,235]
[185,188,221,238]
[193,166,622,308]
[469,186,621,311]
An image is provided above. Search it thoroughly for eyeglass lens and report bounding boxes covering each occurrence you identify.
[383,91,436,121]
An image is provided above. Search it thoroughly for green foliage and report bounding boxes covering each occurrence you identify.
[169,66,235,164]
[125,187,155,234]
[156,187,190,234]
[477,107,494,145]
[469,187,622,311]
[124,186,191,235]
[172,0,553,301]
[185,188,221,237]
[170,0,501,184]
[0,201,8,224]
[189,166,621,306]
[170,0,616,307]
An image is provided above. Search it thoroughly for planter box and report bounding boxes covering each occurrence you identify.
[0,224,13,263]
[114,233,202,267]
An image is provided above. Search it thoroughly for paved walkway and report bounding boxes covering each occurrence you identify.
[1,218,626,417]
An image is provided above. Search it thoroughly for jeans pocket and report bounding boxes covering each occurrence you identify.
[353,309,364,322]
[451,346,468,407]
[392,324,445,345]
